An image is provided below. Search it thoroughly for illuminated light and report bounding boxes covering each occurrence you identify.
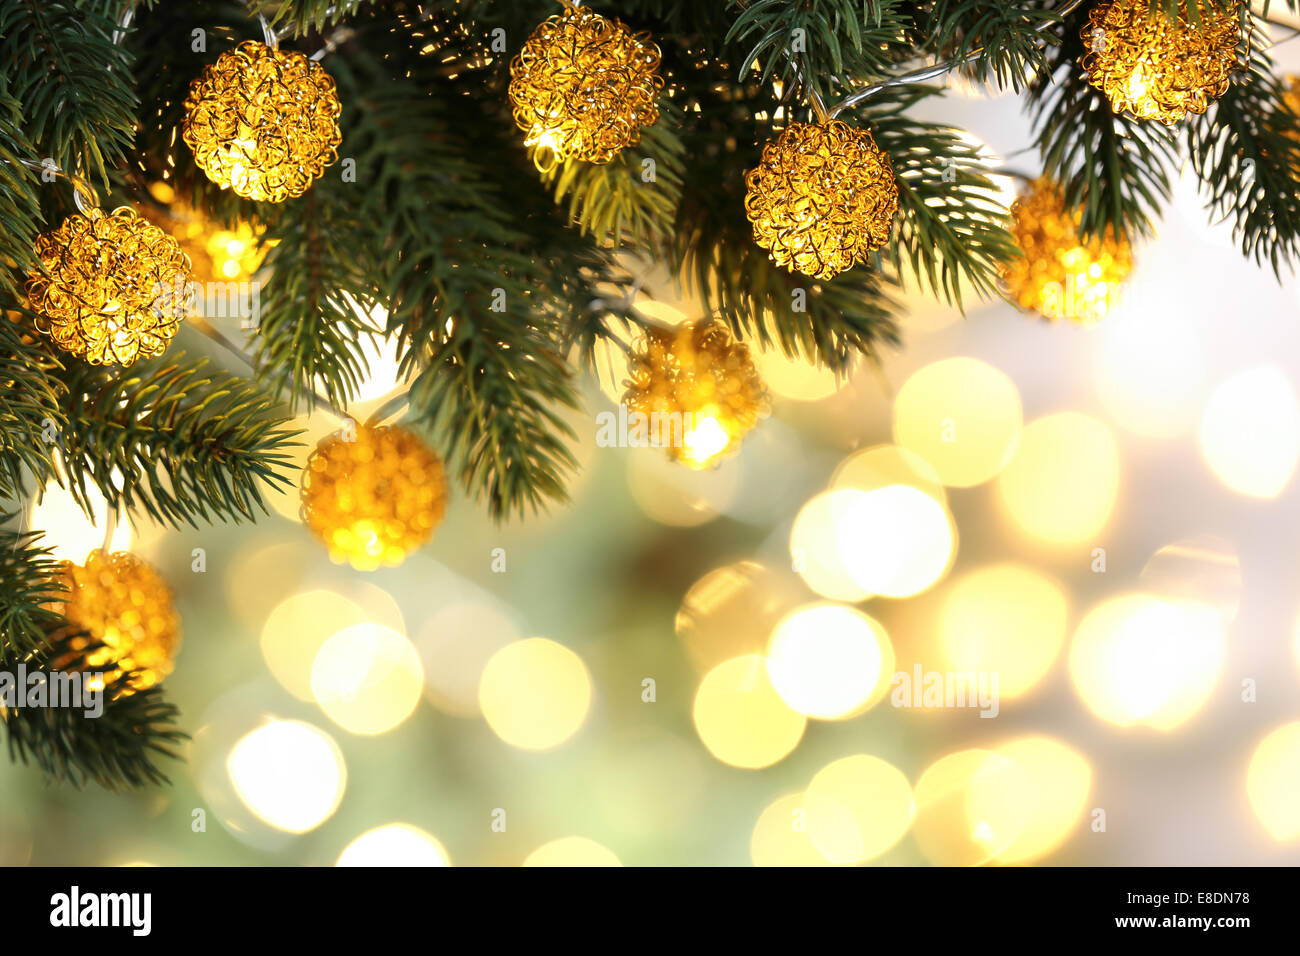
[1246,722,1300,841]
[1069,594,1226,730]
[765,603,892,719]
[479,638,592,751]
[1141,535,1241,625]
[692,654,806,769]
[260,590,368,700]
[996,412,1120,545]
[632,297,690,329]
[226,719,346,834]
[912,749,1033,866]
[627,442,741,528]
[1094,305,1207,438]
[937,564,1069,698]
[265,412,339,524]
[830,443,947,508]
[416,601,519,717]
[751,793,835,867]
[804,755,914,864]
[311,623,425,735]
[681,414,732,466]
[837,485,955,598]
[1199,366,1300,499]
[27,479,131,562]
[991,738,1092,864]
[753,342,846,402]
[675,561,802,675]
[892,358,1023,488]
[337,824,450,866]
[789,489,874,602]
[522,837,621,867]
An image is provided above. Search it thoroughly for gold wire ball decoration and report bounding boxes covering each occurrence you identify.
[182,40,342,202]
[508,7,663,169]
[26,207,192,367]
[622,321,770,470]
[1001,177,1133,325]
[744,120,899,281]
[53,550,182,694]
[1081,0,1241,126]
[301,423,449,571]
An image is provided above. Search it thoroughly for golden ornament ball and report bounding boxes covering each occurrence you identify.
[52,550,182,694]
[744,120,899,280]
[1001,177,1133,324]
[26,207,192,367]
[622,321,770,470]
[143,182,270,285]
[301,423,449,571]
[508,7,663,168]
[182,40,342,202]
[1081,0,1241,125]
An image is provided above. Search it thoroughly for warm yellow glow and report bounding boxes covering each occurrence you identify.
[226,719,346,833]
[804,755,914,864]
[996,412,1120,545]
[938,564,1069,698]
[337,824,451,866]
[692,654,806,769]
[912,749,1033,866]
[28,480,131,562]
[675,562,799,674]
[992,737,1092,864]
[830,443,946,507]
[311,623,425,735]
[1199,366,1300,499]
[522,837,621,867]
[627,441,740,527]
[765,604,892,719]
[789,489,874,602]
[261,590,368,701]
[479,638,592,751]
[750,793,835,867]
[893,357,1023,487]
[1069,594,1226,730]
[753,343,845,402]
[836,485,955,598]
[416,602,519,718]
[681,414,732,466]
[1246,722,1300,841]
[1141,535,1241,625]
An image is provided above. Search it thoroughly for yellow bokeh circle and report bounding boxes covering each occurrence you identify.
[693,655,806,769]
[804,755,915,864]
[479,638,593,751]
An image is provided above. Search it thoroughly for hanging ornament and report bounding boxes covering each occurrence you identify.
[52,550,182,694]
[622,321,769,470]
[301,423,449,571]
[143,182,270,284]
[508,6,663,169]
[1081,0,1241,125]
[1001,177,1133,324]
[182,40,342,202]
[744,120,899,280]
[26,207,192,367]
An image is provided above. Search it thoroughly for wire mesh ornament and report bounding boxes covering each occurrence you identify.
[53,549,182,694]
[1080,0,1242,125]
[622,321,770,470]
[744,120,899,281]
[508,7,663,169]
[301,423,449,571]
[26,206,192,367]
[1001,177,1133,324]
[182,40,342,202]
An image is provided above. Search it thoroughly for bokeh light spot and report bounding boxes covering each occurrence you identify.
[1199,366,1300,499]
[479,638,592,751]
[765,604,892,719]
[226,719,346,834]
[337,824,450,866]
[522,836,621,867]
[991,737,1092,864]
[804,755,914,864]
[311,623,425,735]
[912,749,1033,866]
[693,654,806,769]
[1246,722,1300,841]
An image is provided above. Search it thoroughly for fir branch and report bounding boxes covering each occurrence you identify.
[252,0,371,38]
[919,1,1058,91]
[0,0,137,189]
[0,310,64,500]
[0,75,43,298]
[0,522,64,660]
[2,626,184,790]
[57,353,300,529]
[1187,29,1300,276]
